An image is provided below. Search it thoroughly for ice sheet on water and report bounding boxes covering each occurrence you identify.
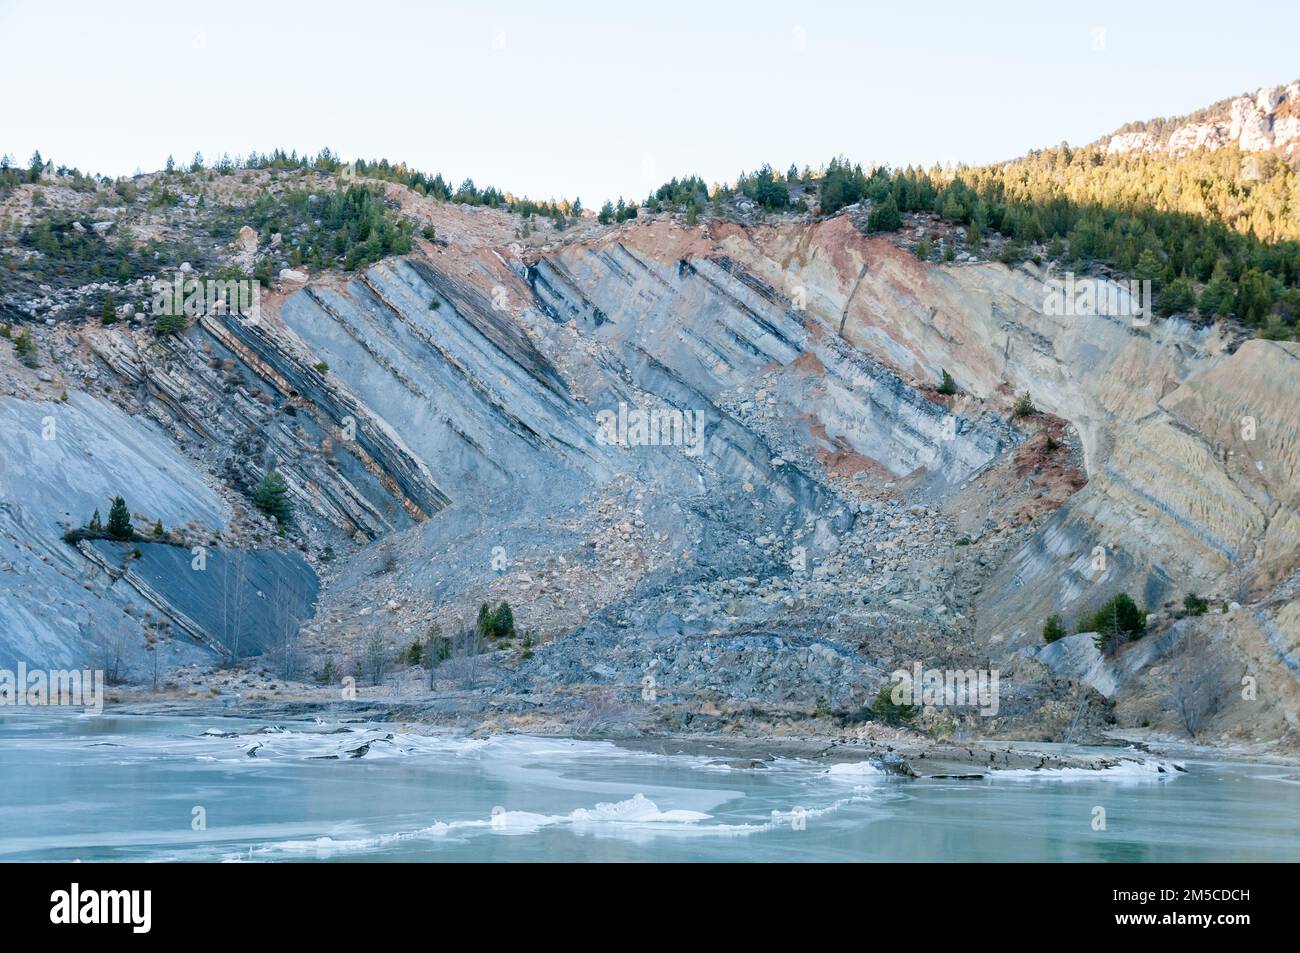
[995,757,1185,782]
[251,793,764,859]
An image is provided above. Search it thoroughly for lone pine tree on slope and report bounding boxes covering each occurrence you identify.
[253,470,293,524]
[106,496,133,540]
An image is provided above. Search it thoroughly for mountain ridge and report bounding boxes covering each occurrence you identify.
[1103,79,1300,159]
[1,81,1298,750]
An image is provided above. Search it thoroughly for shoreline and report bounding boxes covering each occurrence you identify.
[71,694,1300,776]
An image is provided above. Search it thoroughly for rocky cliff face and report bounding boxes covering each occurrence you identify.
[302,212,1298,741]
[680,216,1299,729]
[3,190,1296,745]
[1106,82,1300,158]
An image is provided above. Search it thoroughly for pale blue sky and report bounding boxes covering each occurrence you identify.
[3,0,1297,204]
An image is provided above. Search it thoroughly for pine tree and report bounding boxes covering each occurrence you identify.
[1198,263,1235,317]
[490,602,515,639]
[1134,248,1165,285]
[1157,275,1195,316]
[101,292,116,325]
[87,508,103,533]
[14,330,39,367]
[938,369,957,395]
[939,190,965,223]
[155,311,186,336]
[424,623,449,668]
[106,496,133,540]
[867,193,901,233]
[1082,592,1146,652]
[1235,269,1273,326]
[406,639,424,666]
[252,470,293,524]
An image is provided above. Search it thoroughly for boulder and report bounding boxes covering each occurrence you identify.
[236,225,258,253]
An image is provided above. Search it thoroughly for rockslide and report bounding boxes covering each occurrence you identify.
[2,205,1297,744]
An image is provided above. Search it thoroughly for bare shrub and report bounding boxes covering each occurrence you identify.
[264,573,308,680]
[436,627,487,690]
[86,615,132,686]
[1162,628,1228,738]
[572,690,626,737]
[423,622,451,689]
[363,633,389,686]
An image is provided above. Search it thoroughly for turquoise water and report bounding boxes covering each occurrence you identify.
[1,711,1297,862]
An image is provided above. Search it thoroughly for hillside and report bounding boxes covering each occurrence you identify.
[2,83,1299,751]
